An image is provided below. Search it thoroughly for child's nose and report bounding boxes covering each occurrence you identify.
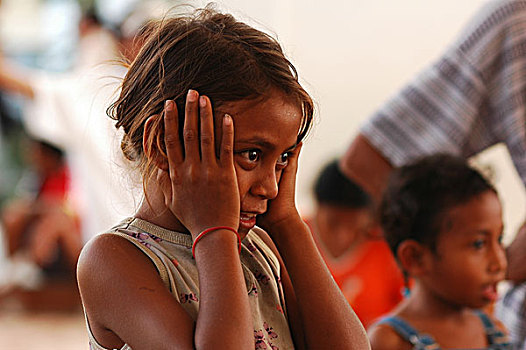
[251,168,279,200]
[488,243,507,275]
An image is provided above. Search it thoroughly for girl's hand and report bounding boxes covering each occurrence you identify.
[161,90,240,238]
[257,143,303,235]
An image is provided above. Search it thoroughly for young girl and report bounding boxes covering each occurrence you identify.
[76,7,369,350]
[369,154,511,349]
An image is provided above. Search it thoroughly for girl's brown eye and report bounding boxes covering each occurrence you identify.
[277,152,290,168]
[240,150,260,162]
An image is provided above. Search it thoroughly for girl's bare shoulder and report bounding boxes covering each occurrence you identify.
[78,233,146,275]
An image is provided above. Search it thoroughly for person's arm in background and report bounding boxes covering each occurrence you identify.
[339,133,393,204]
[0,56,34,99]
[505,223,526,284]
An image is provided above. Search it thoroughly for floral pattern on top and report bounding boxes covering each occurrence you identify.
[180,293,198,304]
[122,230,163,249]
[254,322,280,349]
[255,271,270,285]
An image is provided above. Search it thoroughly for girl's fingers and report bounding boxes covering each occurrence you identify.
[183,89,200,161]
[280,142,303,188]
[219,114,234,166]
[287,142,303,173]
[199,95,216,162]
[163,100,183,167]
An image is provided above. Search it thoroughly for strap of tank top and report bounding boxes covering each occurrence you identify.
[473,310,512,348]
[110,231,172,295]
[376,316,440,349]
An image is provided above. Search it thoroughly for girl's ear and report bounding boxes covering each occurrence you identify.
[397,240,432,278]
[143,115,168,171]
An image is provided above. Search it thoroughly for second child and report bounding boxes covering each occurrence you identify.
[369,154,511,349]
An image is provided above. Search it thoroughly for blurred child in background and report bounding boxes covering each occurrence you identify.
[307,159,404,327]
[369,154,510,349]
[0,138,81,311]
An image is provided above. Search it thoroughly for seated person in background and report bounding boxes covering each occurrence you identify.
[307,160,404,327]
[369,154,511,349]
[0,138,82,310]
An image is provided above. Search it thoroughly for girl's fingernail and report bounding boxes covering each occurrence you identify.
[199,96,206,108]
[165,100,172,111]
[224,114,232,125]
[187,89,197,102]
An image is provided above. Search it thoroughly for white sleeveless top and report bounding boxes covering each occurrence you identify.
[84,217,295,350]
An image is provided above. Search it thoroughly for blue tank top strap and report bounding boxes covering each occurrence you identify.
[376,316,440,350]
[473,310,512,349]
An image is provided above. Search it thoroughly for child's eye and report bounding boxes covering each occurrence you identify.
[472,239,486,249]
[240,150,260,162]
[276,152,290,168]
[498,234,504,246]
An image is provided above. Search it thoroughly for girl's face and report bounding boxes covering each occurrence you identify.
[216,90,302,235]
[421,190,507,309]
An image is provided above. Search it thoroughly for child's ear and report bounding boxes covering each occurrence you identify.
[397,240,432,277]
[143,115,168,171]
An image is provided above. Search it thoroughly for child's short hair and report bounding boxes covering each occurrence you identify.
[380,154,496,258]
[108,6,314,186]
[313,160,371,209]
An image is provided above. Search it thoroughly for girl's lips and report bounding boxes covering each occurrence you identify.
[239,213,257,229]
[482,284,498,302]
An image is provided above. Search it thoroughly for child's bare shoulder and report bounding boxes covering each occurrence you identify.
[77,233,160,288]
[368,320,413,350]
[79,233,140,265]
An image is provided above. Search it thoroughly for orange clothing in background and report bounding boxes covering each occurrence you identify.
[308,220,405,328]
[38,165,70,202]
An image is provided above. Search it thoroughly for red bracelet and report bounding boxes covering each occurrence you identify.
[192,226,241,258]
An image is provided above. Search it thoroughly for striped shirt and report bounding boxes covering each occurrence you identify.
[496,283,526,350]
[362,0,526,186]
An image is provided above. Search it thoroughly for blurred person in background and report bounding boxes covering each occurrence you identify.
[0,0,171,310]
[0,138,81,311]
[306,159,404,328]
[24,0,173,243]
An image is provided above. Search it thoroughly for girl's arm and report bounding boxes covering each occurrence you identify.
[258,145,370,349]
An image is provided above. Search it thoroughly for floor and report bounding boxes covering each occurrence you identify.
[0,310,88,349]
[0,229,88,349]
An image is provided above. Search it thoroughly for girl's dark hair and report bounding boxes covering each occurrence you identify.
[380,154,497,259]
[313,160,371,209]
[108,7,314,187]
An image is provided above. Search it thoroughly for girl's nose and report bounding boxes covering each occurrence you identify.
[251,168,279,200]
